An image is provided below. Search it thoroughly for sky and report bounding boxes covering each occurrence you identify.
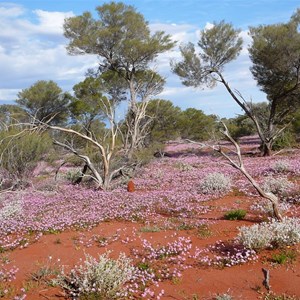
[0,0,299,118]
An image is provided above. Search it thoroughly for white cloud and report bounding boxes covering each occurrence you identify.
[0,2,24,17]
[0,3,97,101]
[32,9,74,35]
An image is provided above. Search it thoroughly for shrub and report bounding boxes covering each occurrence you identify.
[0,130,51,188]
[272,130,297,151]
[200,172,231,194]
[250,199,291,217]
[54,252,134,299]
[215,293,234,300]
[224,209,247,220]
[262,177,294,195]
[271,249,297,265]
[237,217,300,250]
[175,162,194,172]
[0,198,23,221]
[65,169,82,184]
[271,160,291,173]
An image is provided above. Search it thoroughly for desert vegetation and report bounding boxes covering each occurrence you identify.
[0,2,300,299]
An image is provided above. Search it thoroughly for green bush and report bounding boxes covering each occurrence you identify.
[271,250,297,265]
[272,130,297,150]
[224,209,247,220]
[0,129,51,188]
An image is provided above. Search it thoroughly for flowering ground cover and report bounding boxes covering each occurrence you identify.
[0,138,300,299]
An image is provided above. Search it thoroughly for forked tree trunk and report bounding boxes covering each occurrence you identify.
[261,141,273,157]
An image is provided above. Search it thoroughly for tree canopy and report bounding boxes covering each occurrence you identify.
[64,2,175,157]
[16,80,71,125]
[172,13,300,155]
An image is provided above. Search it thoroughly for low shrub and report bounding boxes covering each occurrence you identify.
[237,217,300,250]
[200,172,231,195]
[54,252,134,299]
[262,177,294,195]
[0,130,51,188]
[224,209,247,220]
[271,249,297,265]
[215,293,234,300]
[271,160,291,173]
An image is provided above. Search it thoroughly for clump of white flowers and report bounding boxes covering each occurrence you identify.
[271,160,291,173]
[262,176,294,195]
[0,198,23,221]
[237,217,300,250]
[200,172,231,194]
[54,252,135,299]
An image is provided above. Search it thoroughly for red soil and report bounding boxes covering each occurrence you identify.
[3,195,300,300]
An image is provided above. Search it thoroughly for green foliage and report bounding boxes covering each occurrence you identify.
[69,76,108,133]
[172,20,242,87]
[179,108,217,141]
[248,13,300,152]
[145,99,181,143]
[0,104,27,127]
[64,2,175,71]
[64,2,175,156]
[197,224,212,238]
[199,20,243,70]
[0,130,51,188]
[16,80,71,124]
[131,142,164,165]
[272,130,297,151]
[291,108,300,137]
[271,249,297,265]
[224,209,247,220]
[249,17,300,109]
[223,115,256,139]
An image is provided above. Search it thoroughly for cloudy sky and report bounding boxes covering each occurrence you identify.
[0,0,299,117]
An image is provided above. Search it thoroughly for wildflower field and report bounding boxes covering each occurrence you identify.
[1,139,300,300]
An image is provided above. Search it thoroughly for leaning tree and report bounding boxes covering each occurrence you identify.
[63,1,175,158]
[172,12,300,156]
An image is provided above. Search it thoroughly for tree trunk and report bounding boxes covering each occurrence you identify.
[74,164,88,184]
[261,142,272,156]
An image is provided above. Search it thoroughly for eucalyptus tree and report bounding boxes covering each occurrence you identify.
[248,9,300,155]
[172,13,300,156]
[63,1,175,157]
[16,80,71,125]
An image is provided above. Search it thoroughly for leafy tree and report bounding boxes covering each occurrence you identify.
[145,99,182,144]
[248,10,300,154]
[224,114,256,140]
[16,80,71,124]
[64,1,175,157]
[172,15,300,156]
[179,108,217,141]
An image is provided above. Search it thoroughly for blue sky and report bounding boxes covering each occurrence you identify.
[0,0,299,117]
